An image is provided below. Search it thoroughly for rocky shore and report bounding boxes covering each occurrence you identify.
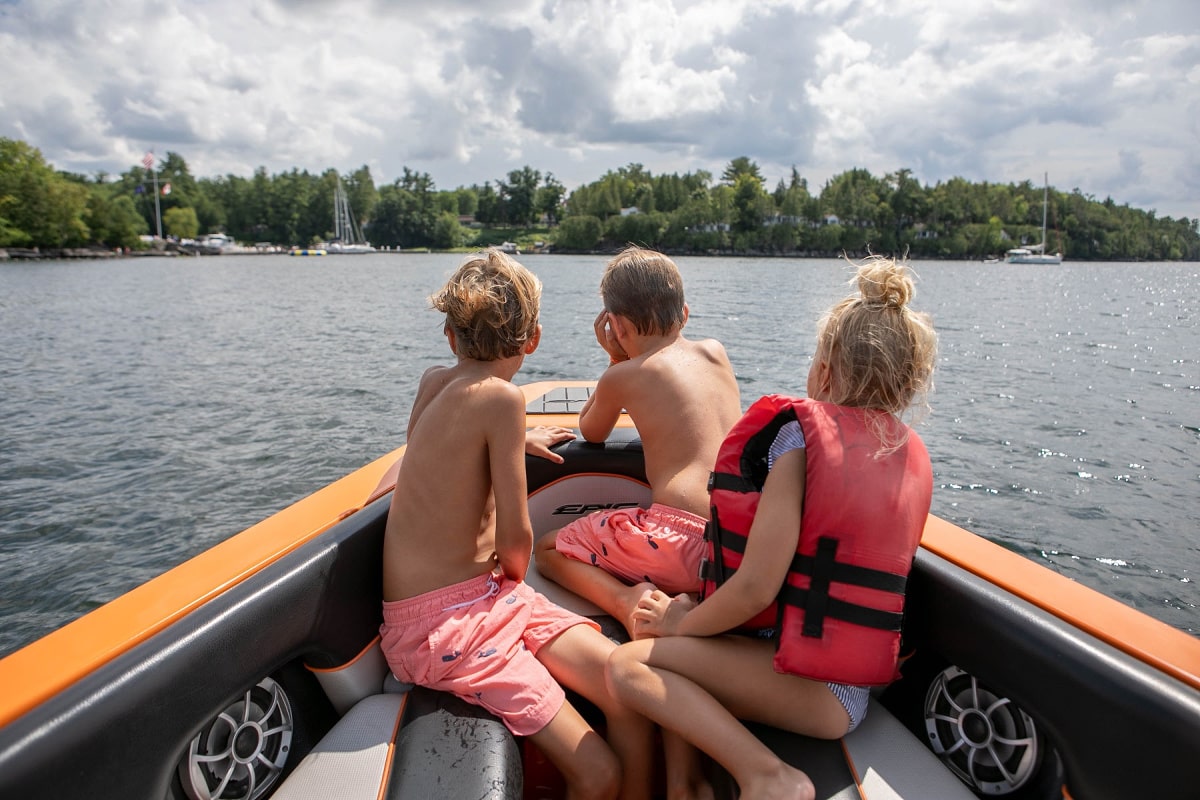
[0,247,129,261]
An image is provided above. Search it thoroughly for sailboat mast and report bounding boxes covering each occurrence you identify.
[1041,172,1049,249]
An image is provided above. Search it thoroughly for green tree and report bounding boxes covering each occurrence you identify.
[501,166,541,226]
[536,173,566,226]
[554,215,603,250]
[722,156,763,185]
[84,191,146,248]
[731,172,770,234]
[432,211,465,249]
[605,210,668,248]
[0,138,90,247]
[163,206,200,239]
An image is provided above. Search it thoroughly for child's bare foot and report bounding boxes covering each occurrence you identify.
[739,761,815,800]
[619,581,657,639]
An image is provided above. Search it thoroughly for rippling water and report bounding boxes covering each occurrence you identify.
[1,253,1196,657]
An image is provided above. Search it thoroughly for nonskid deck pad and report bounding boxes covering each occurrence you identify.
[526,385,593,415]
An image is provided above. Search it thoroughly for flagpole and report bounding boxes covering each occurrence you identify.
[152,165,163,239]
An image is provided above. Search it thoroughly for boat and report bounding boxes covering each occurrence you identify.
[0,380,1196,800]
[1006,174,1063,264]
[186,233,256,256]
[324,177,375,254]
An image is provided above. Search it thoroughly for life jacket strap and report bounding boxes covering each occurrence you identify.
[708,470,756,494]
[708,525,909,594]
[780,583,905,633]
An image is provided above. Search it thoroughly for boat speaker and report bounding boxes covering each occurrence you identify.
[178,676,294,800]
[924,665,1040,796]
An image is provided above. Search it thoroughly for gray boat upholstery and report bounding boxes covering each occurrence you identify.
[270,693,404,800]
[272,679,524,800]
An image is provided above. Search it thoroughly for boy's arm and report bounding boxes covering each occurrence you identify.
[489,382,536,582]
[579,366,627,443]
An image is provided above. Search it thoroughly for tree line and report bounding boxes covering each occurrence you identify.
[2,137,1196,260]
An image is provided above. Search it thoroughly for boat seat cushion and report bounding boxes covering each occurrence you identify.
[270,693,405,800]
[841,698,976,799]
[273,686,522,800]
[741,697,976,800]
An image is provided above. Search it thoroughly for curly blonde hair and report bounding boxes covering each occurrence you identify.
[816,255,938,437]
[430,248,541,361]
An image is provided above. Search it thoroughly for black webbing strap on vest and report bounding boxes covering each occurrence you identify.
[706,525,908,595]
[802,537,837,636]
[780,535,904,636]
[698,505,728,589]
[702,526,906,633]
[708,471,756,494]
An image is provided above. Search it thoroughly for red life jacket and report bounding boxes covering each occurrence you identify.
[700,395,931,686]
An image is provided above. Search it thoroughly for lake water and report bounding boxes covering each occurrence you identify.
[1,253,1196,657]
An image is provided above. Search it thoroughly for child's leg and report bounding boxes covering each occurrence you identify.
[537,622,656,800]
[535,530,655,637]
[608,635,849,800]
[663,730,715,800]
[527,700,621,800]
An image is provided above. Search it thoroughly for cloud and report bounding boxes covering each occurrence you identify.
[0,0,1196,219]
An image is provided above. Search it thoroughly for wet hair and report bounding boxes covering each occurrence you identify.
[430,248,541,361]
[815,255,937,438]
[600,246,686,335]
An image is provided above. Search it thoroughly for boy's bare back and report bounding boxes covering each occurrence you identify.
[382,250,543,604]
[382,364,532,601]
[587,334,741,518]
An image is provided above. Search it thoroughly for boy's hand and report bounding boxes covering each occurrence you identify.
[594,310,629,364]
[525,426,577,463]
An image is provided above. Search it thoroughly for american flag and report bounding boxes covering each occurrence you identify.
[142,152,154,171]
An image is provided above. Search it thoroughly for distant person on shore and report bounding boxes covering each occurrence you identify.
[534,245,742,799]
[379,248,653,800]
[607,254,938,800]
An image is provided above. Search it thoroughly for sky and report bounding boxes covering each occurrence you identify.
[1,0,1198,220]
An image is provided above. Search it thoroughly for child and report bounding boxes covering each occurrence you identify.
[379,249,653,800]
[534,246,742,638]
[607,255,938,800]
[534,246,741,800]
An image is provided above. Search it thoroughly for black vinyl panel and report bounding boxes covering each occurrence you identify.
[903,549,1200,800]
[525,430,646,491]
[387,687,522,799]
[0,496,392,800]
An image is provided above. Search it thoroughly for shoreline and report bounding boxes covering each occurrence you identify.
[1,246,1185,263]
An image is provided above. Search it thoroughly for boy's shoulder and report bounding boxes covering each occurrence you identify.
[675,334,732,365]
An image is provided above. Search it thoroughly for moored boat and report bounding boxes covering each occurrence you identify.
[324,176,375,254]
[1006,174,1063,264]
[0,381,1196,800]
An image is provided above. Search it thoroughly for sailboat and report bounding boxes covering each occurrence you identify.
[325,177,375,254]
[1006,173,1063,264]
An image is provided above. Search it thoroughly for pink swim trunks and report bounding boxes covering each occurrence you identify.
[555,503,707,594]
[379,573,599,736]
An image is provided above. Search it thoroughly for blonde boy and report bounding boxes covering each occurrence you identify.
[379,249,652,800]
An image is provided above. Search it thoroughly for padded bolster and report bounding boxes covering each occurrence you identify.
[272,693,405,800]
[387,687,523,800]
[841,699,975,799]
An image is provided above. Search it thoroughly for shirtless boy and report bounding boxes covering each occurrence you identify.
[535,245,742,636]
[379,249,652,800]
